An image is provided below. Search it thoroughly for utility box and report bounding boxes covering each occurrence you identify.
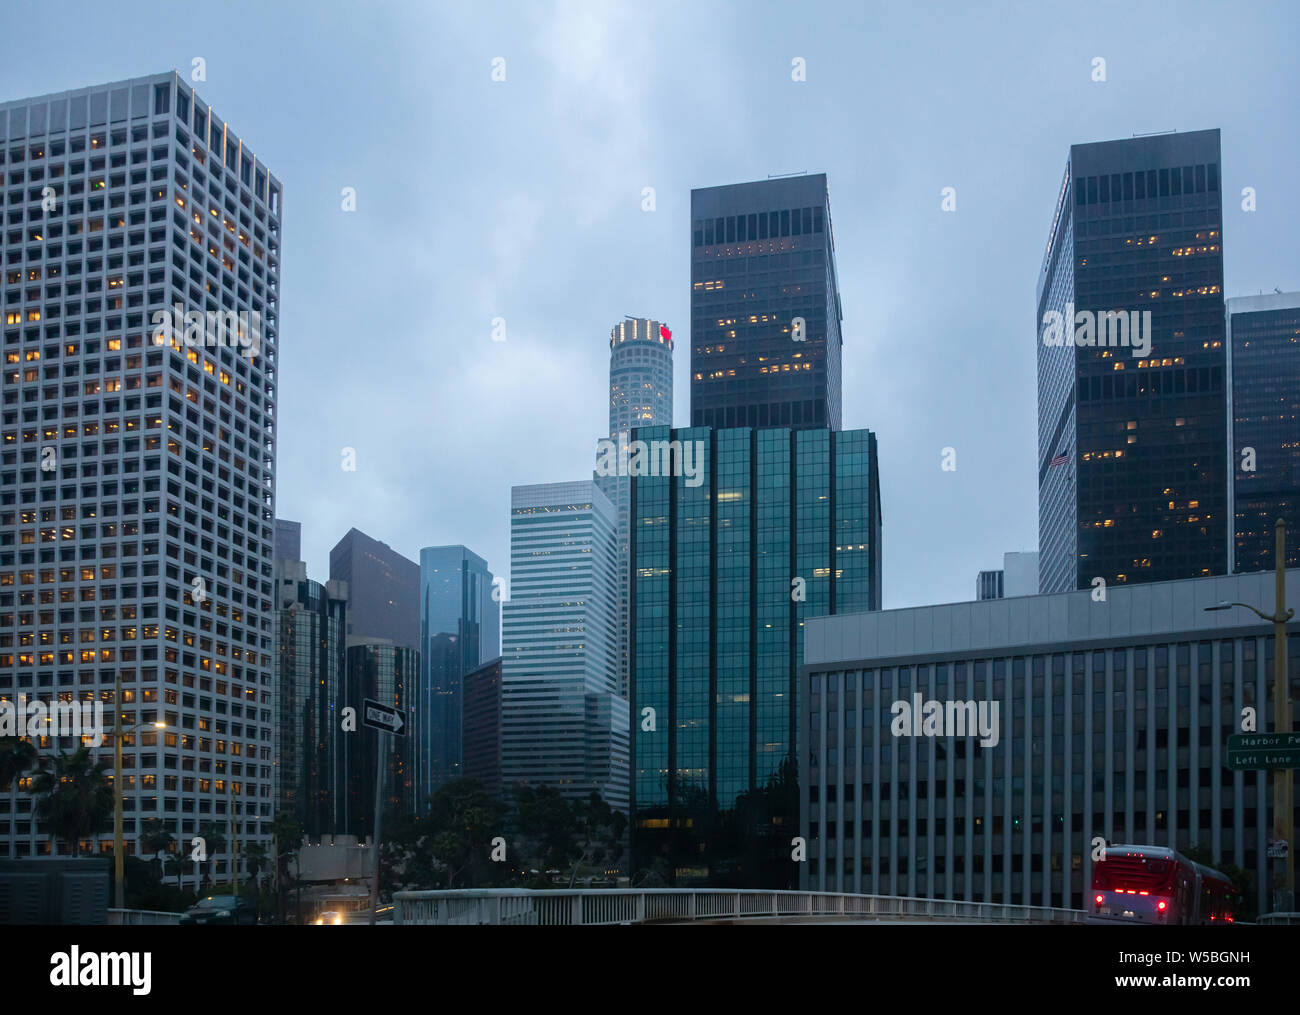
[0,858,111,924]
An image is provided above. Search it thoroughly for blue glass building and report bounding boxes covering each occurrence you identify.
[629,425,881,886]
[416,546,498,808]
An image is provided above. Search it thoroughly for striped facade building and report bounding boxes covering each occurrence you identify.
[802,569,1300,915]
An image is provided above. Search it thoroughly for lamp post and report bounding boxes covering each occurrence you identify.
[113,673,166,910]
[1205,517,1294,911]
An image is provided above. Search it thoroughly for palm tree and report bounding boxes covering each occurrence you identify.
[243,842,269,881]
[139,817,175,879]
[270,811,303,924]
[163,854,185,893]
[0,736,38,792]
[197,820,227,889]
[31,747,113,856]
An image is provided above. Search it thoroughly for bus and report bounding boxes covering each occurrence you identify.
[1090,844,1238,925]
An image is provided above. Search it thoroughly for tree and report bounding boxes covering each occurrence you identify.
[514,783,578,874]
[125,854,195,913]
[243,842,269,881]
[163,854,185,892]
[31,747,113,856]
[568,791,628,886]
[270,811,303,924]
[139,818,175,880]
[400,779,507,890]
[239,842,267,910]
[0,736,37,793]
[197,820,227,888]
[380,810,436,893]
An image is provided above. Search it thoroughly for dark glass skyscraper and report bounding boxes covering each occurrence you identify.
[1227,293,1300,572]
[341,639,418,834]
[462,656,503,799]
[329,528,420,649]
[629,425,881,887]
[274,560,347,838]
[690,175,842,431]
[274,517,302,563]
[415,545,498,807]
[1038,129,1227,593]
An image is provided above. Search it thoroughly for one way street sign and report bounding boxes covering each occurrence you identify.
[362,698,406,736]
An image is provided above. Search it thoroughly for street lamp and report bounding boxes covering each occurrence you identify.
[113,673,166,910]
[1204,517,1295,911]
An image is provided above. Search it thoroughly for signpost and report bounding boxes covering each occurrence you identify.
[361,699,406,926]
[1209,519,1295,912]
[1225,732,1300,772]
[362,698,405,736]
[1267,840,1289,861]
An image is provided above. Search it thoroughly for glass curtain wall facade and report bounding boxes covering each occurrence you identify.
[1227,293,1300,573]
[462,656,503,799]
[690,175,842,432]
[416,545,497,809]
[274,560,347,839]
[329,528,419,650]
[1038,129,1227,593]
[0,74,281,884]
[629,425,881,887]
[340,640,418,836]
[273,517,300,563]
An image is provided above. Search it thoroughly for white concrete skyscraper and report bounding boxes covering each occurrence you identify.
[501,482,627,811]
[0,73,281,885]
[595,317,672,699]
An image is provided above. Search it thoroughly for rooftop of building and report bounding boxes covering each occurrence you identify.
[806,567,1300,668]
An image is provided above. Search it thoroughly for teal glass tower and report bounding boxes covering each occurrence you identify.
[629,425,881,887]
[416,545,499,808]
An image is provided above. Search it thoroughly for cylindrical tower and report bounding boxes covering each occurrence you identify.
[608,317,673,438]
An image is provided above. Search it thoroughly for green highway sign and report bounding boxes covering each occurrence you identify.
[1226,734,1300,770]
[1227,738,1300,770]
[1227,732,1300,752]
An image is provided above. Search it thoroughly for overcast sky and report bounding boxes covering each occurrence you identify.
[3,0,1297,610]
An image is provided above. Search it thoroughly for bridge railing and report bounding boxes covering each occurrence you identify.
[391,888,1086,926]
[107,908,183,925]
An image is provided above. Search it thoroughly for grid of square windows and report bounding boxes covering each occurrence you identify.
[0,74,281,878]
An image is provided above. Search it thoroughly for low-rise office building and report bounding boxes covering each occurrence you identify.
[801,569,1300,915]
